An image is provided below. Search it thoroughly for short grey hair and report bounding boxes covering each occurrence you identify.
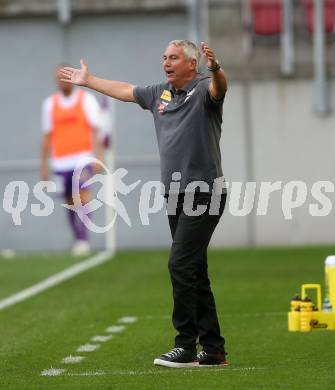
[168,40,201,71]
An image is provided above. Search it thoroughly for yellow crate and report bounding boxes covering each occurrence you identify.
[288,311,335,331]
[288,284,335,331]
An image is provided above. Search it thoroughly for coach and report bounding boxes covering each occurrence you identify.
[60,39,228,368]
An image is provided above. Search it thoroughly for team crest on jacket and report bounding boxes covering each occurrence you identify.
[157,100,169,114]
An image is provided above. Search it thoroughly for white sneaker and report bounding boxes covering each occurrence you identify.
[72,240,91,257]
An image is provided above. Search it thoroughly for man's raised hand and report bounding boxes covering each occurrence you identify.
[200,42,217,68]
[59,59,89,86]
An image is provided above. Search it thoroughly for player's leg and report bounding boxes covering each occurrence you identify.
[64,195,78,239]
[70,166,92,256]
[54,171,81,244]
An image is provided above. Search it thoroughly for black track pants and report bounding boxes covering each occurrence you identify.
[167,193,226,353]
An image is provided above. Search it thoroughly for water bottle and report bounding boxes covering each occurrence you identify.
[300,296,313,332]
[322,297,333,312]
[290,295,301,312]
[325,256,335,309]
[288,295,301,331]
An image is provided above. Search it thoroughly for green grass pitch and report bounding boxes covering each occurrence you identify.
[1,247,335,389]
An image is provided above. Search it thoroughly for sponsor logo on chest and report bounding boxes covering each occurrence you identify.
[157,89,171,114]
[157,87,196,114]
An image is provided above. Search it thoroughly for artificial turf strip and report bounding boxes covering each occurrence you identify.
[1,247,335,389]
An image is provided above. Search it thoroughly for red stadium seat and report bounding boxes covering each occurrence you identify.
[249,0,283,35]
[301,0,335,33]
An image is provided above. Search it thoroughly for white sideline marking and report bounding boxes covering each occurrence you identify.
[48,367,265,377]
[77,344,100,352]
[68,371,105,376]
[143,312,286,320]
[227,311,285,318]
[41,316,137,377]
[91,335,113,343]
[0,251,112,311]
[118,316,138,324]
[41,368,66,376]
[62,356,85,364]
[105,325,125,333]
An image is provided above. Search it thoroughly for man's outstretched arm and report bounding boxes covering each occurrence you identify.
[59,59,136,103]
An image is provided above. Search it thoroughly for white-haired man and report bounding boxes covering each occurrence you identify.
[60,40,228,367]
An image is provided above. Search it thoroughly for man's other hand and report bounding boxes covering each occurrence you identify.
[59,59,89,86]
